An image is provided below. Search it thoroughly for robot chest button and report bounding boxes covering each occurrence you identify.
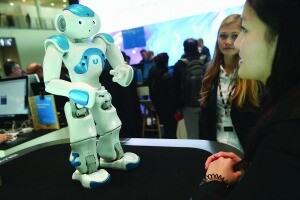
[93,58,99,65]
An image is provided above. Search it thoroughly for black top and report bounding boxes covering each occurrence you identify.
[171,53,208,110]
[192,84,300,199]
[199,77,263,148]
[201,46,211,62]
[147,66,176,120]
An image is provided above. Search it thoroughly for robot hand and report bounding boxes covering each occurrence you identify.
[110,64,133,87]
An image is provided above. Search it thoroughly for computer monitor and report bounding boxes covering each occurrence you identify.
[0,76,29,126]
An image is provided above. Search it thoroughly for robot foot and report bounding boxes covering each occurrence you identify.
[100,152,140,170]
[72,169,111,189]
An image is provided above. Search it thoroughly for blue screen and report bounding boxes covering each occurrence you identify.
[109,6,243,65]
[122,27,146,49]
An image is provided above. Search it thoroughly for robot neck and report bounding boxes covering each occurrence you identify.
[73,38,88,43]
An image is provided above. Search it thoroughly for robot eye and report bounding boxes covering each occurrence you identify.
[92,20,96,25]
[78,20,84,25]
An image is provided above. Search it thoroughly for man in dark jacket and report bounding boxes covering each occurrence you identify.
[197,38,211,62]
[147,53,177,139]
[171,38,209,139]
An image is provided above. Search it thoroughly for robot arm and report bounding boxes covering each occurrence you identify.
[46,78,97,108]
[43,42,96,108]
[94,34,134,87]
[43,43,63,86]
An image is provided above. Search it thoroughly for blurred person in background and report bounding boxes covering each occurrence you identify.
[3,61,23,78]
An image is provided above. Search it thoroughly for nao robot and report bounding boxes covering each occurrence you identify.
[43,4,140,188]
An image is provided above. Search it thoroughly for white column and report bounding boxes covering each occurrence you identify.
[34,0,43,29]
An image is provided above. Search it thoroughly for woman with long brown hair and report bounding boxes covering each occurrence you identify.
[199,14,263,153]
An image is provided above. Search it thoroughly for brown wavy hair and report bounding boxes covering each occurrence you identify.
[200,14,260,110]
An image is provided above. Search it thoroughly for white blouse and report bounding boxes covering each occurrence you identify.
[216,65,243,153]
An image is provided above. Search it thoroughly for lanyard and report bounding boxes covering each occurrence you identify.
[218,79,235,117]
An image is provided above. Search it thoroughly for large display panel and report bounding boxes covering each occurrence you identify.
[79,0,244,65]
[79,0,245,33]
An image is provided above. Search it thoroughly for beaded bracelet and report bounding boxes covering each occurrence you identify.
[205,173,227,184]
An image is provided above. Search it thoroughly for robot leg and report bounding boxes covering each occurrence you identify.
[90,90,140,170]
[98,127,140,170]
[65,101,110,188]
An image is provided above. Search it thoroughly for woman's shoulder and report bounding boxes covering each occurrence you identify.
[259,117,300,157]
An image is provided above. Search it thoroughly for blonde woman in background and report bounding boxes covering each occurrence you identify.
[199,14,263,153]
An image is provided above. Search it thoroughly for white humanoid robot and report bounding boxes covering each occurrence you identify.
[43,4,140,188]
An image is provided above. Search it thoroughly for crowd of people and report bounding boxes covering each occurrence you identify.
[1,60,43,79]
[127,0,300,197]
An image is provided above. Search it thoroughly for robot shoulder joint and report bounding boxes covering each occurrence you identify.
[45,35,70,53]
[93,33,114,44]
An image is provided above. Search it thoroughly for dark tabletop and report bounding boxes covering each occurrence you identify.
[0,142,212,200]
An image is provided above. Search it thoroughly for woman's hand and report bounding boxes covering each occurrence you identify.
[0,134,13,144]
[205,152,243,185]
[205,151,242,169]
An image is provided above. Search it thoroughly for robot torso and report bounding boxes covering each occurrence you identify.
[64,38,107,89]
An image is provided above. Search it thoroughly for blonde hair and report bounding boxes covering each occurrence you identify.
[200,14,260,110]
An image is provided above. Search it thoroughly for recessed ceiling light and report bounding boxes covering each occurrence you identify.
[10,2,14,6]
[22,0,26,2]
[51,3,55,6]
[63,0,67,2]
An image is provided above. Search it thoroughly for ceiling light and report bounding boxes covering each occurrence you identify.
[63,0,67,2]
[10,2,14,6]
[51,3,55,6]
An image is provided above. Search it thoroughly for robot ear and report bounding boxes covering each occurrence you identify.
[55,14,66,32]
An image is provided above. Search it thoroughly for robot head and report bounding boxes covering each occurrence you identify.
[55,4,101,39]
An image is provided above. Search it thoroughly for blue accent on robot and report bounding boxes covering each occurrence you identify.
[99,33,114,43]
[48,35,69,51]
[69,90,89,106]
[73,48,106,74]
[90,175,111,188]
[63,4,95,17]
[70,152,81,167]
[126,157,141,169]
